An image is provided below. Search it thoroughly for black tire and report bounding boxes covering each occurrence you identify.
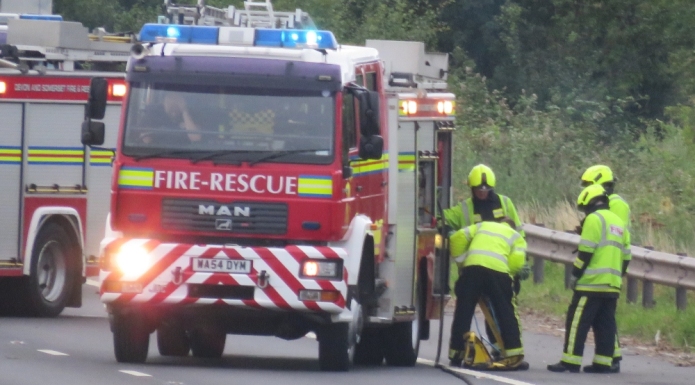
[354,328,384,366]
[384,285,422,366]
[190,328,226,358]
[157,320,190,357]
[318,322,353,371]
[24,223,76,317]
[113,313,150,363]
[384,321,419,366]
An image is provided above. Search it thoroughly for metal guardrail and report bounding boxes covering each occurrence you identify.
[523,223,695,310]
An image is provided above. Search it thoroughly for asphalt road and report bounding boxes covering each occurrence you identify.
[1,283,693,385]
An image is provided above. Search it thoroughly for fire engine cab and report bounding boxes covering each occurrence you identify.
[84,0,456,371]
[0,5,130,316]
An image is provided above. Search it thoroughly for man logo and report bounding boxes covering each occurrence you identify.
[215,219,232,231]
[199,204,251,217]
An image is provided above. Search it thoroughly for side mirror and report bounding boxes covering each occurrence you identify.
[81,120,105,146]
[357,90,380,136]
[358,135,383,160]
[87,77,108,120]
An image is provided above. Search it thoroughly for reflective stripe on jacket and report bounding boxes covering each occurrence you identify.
[449,221,527,275]
[443,194,525,236]
[575,209,631,293]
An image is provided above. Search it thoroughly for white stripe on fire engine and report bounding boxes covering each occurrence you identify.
[239,248,310,311]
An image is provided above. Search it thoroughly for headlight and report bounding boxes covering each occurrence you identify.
[115,243,150,276]
[300,260,342,279]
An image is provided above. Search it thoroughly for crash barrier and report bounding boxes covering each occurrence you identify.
[523,223,695,310]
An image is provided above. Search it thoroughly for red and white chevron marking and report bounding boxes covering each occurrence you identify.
[99,239,348,313]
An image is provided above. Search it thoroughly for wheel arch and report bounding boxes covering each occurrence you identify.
[328,214,374,287]
[22,207,84,277]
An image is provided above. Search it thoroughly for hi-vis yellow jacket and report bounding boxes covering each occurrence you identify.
[575,209,631,293]
[449,221,527,276]
[443,195,525,237]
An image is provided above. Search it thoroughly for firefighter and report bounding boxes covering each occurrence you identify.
[448,217,528,370]
[580,164,631,367]
[442,164,530,350]
[547,184,631,374]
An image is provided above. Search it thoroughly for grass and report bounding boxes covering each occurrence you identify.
[517,262,695,351]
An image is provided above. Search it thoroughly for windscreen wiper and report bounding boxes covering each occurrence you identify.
[248,149,327,166]
[133,150,205,161]
[190,150,255,165]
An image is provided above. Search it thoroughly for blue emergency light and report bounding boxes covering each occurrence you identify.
[139,24,218,44]
[19,14,63,21]
[254,29,337,49]
[138,23,338,50]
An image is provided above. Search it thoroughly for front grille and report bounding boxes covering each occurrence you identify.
[188,284,255,300]
[161,199,288,235]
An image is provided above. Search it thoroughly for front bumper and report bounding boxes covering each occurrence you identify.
[99,239,348,314]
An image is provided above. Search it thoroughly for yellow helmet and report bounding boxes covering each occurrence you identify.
[580,165,615,187]
[468,164,496,190]
[577,184,607,211]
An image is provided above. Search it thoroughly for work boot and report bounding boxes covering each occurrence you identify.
[514,361,530,371]
[547,361,580,373]
[583,363,619,374]
[449,358,463,367]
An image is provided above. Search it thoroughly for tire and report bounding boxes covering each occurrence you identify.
[24,223,76,317]
[384,290,422,366]
[157,320,190,357]
[318,322,354,371]
[113,313,150,363]
[354,328,384,366]
[190,328,226,358]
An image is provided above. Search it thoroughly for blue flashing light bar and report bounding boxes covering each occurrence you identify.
[138,23,338,50]
[254,29,337,50]
[19,14,63,21]
[139,24,218,44]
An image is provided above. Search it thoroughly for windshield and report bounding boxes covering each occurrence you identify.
[122,83,335,164]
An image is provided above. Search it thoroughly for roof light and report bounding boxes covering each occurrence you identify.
[139,24,218,44]
[0,81,6,94]
[254,29,338,49]
[138,24,338,50]
[19,14,63,21]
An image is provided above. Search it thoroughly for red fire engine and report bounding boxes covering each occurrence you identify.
[83,0,456,371]
[0,12,130,316]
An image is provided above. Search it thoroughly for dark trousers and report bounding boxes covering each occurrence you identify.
[486,276,520,346]
[450,266,522,356]
[561,292,617,368]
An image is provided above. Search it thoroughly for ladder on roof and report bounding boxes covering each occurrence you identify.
[163,0,315,29]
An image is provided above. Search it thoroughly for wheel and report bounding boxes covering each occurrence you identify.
[318,322,353,371]
[157,320,190,356]
[354,328,384,366]
[190,328,226,358]
[384,291,421,366]
[318,299,361,371]
[24,223,76,317]
[113,313,150,363]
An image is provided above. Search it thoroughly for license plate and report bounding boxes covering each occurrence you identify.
[192,258,252,274]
